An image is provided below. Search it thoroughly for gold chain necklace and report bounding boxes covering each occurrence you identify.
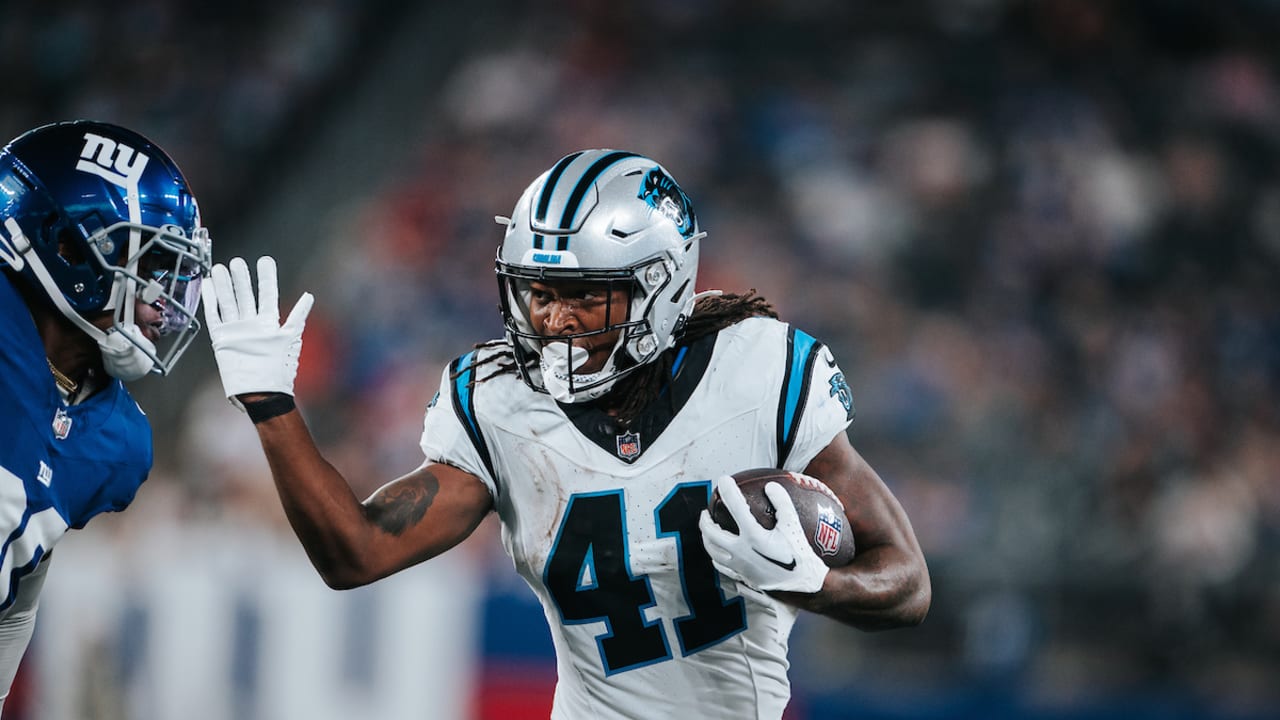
[47,359,79,395]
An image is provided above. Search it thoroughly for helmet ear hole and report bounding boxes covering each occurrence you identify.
[670,278,691,302]
[56,227,85,265]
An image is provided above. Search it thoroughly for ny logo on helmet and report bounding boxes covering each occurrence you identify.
[76,132,149,188]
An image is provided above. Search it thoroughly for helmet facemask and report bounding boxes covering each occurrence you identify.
[498,269,643,403]
[92,220,212,376]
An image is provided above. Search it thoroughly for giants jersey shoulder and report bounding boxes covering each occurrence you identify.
[0,271,152,530]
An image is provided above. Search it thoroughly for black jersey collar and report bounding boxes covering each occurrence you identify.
[558,332,717,464]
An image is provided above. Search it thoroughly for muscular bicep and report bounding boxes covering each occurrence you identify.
[798,430,931,627]
[804,431,916,554]
[357,462,493,579]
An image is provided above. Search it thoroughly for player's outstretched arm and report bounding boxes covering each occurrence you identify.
[784,431,932,630]
[250,412,491,589]
[203,256,493,589]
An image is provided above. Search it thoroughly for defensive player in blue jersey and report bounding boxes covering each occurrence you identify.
[204,150,928,719]
[0,121,212,711]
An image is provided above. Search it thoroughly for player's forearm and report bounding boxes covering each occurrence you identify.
[249,407,383,589]
[784,544,931,629]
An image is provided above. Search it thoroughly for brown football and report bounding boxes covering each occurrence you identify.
[709,468,856,567]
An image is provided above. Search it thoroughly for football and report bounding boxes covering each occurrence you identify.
[709,468,856,567]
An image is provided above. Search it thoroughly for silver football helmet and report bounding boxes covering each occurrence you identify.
[496,150,704,402]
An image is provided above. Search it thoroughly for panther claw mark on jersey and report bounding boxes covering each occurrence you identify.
[829,372,854,421]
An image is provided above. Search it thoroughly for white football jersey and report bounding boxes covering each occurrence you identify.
[421,317,855,720]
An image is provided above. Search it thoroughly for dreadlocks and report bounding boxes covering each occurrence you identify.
[456,291,777,425]
[604,291,777,422]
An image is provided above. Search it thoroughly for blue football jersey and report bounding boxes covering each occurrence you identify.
[0,273,152,613]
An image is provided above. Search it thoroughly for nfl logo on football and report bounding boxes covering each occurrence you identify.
[813,505,843,556]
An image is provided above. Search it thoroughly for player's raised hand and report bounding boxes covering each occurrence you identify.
[202,256,314,407]
[699,475,830,594]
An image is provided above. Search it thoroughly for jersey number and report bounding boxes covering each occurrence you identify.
[543,482,747,675]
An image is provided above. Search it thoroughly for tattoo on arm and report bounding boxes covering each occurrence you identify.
[363,472,440,536]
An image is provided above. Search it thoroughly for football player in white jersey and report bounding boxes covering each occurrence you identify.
[204,150,930,719]
[0,120,212,712]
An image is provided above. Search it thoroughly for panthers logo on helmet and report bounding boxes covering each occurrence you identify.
[638,168,697,239]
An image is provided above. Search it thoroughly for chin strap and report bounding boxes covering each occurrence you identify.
[2,218,156,381]
[97,324,157,381]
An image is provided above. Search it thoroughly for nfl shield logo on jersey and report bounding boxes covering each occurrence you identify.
[813,505,844,557]
[615,431,641,461]
[52,408,73,440]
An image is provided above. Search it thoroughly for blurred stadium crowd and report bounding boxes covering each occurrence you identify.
[5,1,1279,718]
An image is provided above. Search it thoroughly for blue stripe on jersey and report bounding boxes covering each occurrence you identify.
[450,352,496,481]
[776,327,822,467]
[671,346,689,377]
[557,151,641,234]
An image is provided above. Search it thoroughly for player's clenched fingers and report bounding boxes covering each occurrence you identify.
[712,474,758,532]
[764,482,803,533]
[698,510,734,557]
[699,509,731,546]
[698,511,748,581]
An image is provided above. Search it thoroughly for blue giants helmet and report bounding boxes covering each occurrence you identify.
[0,120,212,377]
[496,149,704,402]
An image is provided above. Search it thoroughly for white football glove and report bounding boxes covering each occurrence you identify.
[202,256,314,407]
[698,475,830,594]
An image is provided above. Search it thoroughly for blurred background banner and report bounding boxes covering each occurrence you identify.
[4,1,1279,718]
